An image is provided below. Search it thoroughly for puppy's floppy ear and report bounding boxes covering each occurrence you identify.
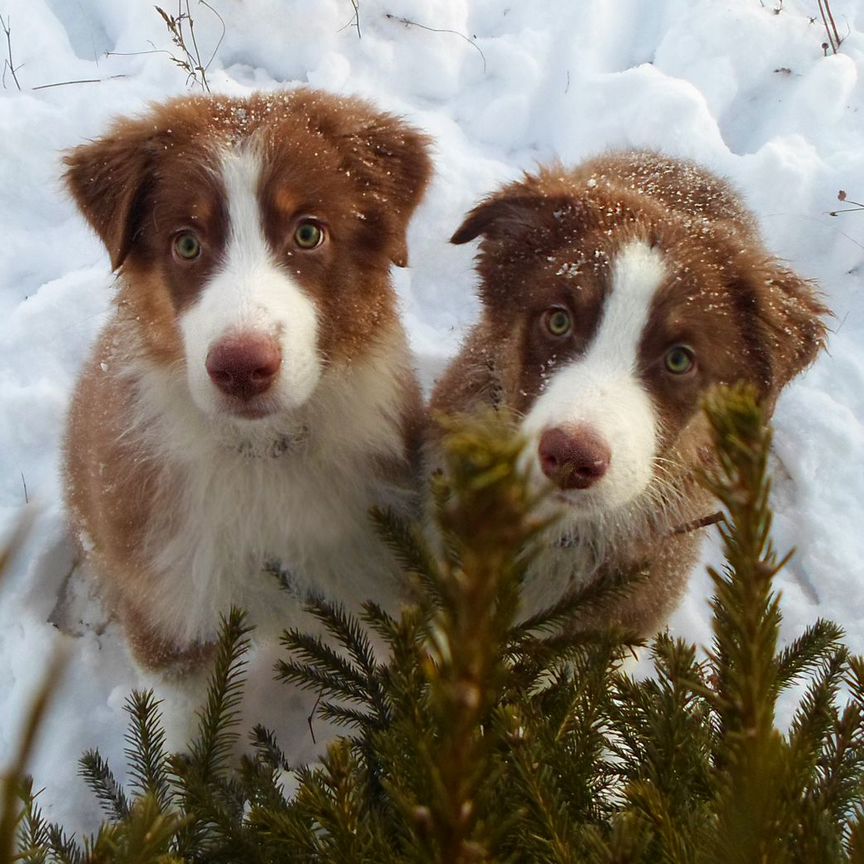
[732,253,829,401]
[64,118,157,271]
[340,115,433,267]
[450,193,550,246]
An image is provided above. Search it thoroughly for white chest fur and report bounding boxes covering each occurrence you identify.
[123,340,413,647]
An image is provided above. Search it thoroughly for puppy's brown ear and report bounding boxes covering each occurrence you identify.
[341,116,433,267]
[64,119,157,271]
[733,255,829,402]
[450,193,549,245]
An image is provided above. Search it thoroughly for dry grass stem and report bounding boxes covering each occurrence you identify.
[818,0,843,53]
[384,12,487,74]
[0,13,22,91]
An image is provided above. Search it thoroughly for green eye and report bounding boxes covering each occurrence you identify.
[173,232,201,261]
[665,346,695,375]
[294,220,325,249]
[543,307,573,338]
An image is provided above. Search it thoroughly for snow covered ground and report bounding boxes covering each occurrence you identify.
[1,0,863,832]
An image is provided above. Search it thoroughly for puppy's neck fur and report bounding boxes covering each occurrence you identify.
[106,319,415,648]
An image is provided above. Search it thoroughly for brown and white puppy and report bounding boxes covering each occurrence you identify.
[430,152,827,636]
[63,90,432,670]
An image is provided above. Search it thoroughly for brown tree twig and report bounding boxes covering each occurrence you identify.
[384,12,486,74]
[154,0,225,92]
[337,1,362,38]
[817,0,843,53]
[1,13,22,91]
[350,0,361,38]
[191,0,225,81]
[106,42,174,59]
[670,511,725,536]
[830,190,864,216]
[32,75,127,91]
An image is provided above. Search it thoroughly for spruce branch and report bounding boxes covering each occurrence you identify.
[291,740,384,861]
[123,691,172,812]
[370,506,445,609]
[249,725,292,774]
[787,648,849,781]
[170,607,252,858]
[359,601,405,652]
[15,777,48,864]
[508,733,581,863]
[624,780,695,864]
[776,618,846,692]
[581,812,654,863]
[608,638,714,857]
[184,607,251,781]
[507,565,643,692]
[307,599,379,679]
[317,702,378,731]
[278,630,373,704]
[847,655,864,712]
[701,384,795,863]
[44,824,83,864]
[416,412,548,863]
[848,806,864,862]
[815,701,864,832]
[79,751,131,820]
[511,563,643,639]
[85,794,182,863]
[279,599,392,734]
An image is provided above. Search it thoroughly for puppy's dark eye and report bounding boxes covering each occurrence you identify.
[664,345,696,375]
[173,231,201,261]
[542,307,573,338]
[294,219,325,249]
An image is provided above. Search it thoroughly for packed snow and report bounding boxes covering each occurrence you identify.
[1,0,863,833]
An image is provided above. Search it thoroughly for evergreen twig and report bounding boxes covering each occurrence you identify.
[123,691,172,812]
[170,607,252,858]
[15,777,48,864]
[79,751,131,820]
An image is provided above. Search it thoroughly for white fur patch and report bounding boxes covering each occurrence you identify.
[521,240,665,518]
[121,325,413,646]
[181,146,321,419]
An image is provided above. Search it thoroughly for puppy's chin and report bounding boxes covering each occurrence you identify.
[189,379,314,425]
[209,407,312,458]
[214,396,284,422]
[186,386,312,450]
[531,475,649,528]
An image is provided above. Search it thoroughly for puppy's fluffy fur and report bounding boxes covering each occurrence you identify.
[430,152,827,636]
[63,90,432,669]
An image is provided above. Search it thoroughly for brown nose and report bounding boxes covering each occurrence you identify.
[538,426,611,490]
[206,334,282,400]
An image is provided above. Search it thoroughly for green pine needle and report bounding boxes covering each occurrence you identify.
[123,691,172,812]
[79,750,130,820]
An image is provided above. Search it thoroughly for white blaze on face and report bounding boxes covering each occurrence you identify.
[181,146,321,417]
[521,240,666,514]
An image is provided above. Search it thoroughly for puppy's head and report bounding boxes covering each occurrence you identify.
[65,91,432,421]
[451,163,828,522]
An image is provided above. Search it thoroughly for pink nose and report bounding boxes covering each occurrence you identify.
[538,426,611,491]
[205,334,282,400]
